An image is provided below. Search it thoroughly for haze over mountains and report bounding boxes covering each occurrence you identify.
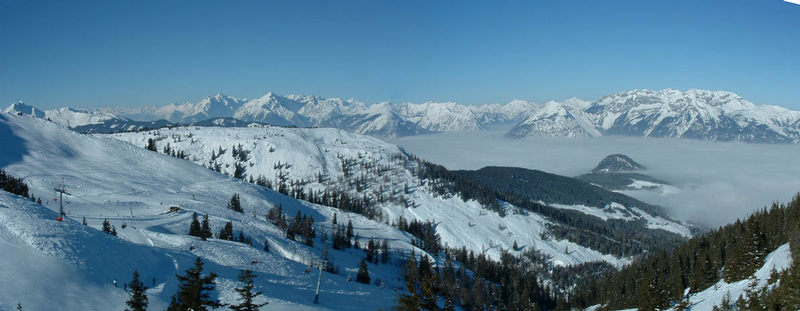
[6,88,800,143]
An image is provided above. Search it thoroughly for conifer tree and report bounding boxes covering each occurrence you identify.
[146,138,157,151]
[356,258,370,284]
[228,194,243,213]
[125,270,148,311]
[168,257,223,311]
[219,221,234,241]
[200,214,212,240]
[229,269,267,311]
[380,240,390,264]
[82,216,87,226]
[189,212,201,238]
[396,258,421,310]
[263,239,269,252]
[346,219,354,240]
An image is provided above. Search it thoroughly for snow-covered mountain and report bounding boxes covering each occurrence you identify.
[508,89,800,142]
[10,88,798,142]
[152,93,247,123]
[108,122,691,260]
[583,89,800,143]
[506,100,601,138]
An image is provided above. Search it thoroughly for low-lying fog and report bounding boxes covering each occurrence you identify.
[388,130,800,228]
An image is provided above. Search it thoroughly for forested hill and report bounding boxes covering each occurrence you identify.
[573,193,800,310]
[455,166,667,218]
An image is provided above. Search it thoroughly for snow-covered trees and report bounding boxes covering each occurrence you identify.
[168,257,223,311]
[102,219,117,236]
[229,269,267,311]
[125,270,148,311]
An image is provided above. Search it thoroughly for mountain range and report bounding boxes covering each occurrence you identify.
[5,88,800,143]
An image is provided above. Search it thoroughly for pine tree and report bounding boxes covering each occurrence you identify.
[219,221,234,241]
[396,258,421,310]
[146,138,157,151]
[332,213,337,225]
[102,219,116,235]
[419,273,439,310]
[82,216,87,226]
[189,212,202,238]
[229,269,267,311]
[125,270,149,311]
[356,258,370,284]
[346,219,354,240]
[228,194,243,213]
[380,239,390,264]
[168,257,224,311]
[16,302,22,311]
[200,214,212,240]
[367,238,376,263]
[263,239,269,252]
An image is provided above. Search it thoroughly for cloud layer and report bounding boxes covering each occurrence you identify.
[389,130,800,228]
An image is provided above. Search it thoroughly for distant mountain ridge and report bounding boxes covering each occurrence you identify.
[6,88,800,142]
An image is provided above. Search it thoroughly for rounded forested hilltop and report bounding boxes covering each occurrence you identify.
[590,154,645,173]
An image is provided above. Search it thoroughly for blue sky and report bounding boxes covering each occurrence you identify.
[1,0,799,109]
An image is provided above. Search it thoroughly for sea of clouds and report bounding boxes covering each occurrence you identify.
[388,130,800,228]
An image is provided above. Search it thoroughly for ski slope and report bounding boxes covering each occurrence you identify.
[0,113,415,310]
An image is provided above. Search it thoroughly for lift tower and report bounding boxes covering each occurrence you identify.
[54,178,70,221]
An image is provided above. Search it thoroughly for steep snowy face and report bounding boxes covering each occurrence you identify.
[323,101,432,137]
[395,101,485,132]
[471,99,538,125]
[234,92,311,127]
[154,93,247,122]
[506,101,601,138]
[585,89,800,142]
[290,95,367,124]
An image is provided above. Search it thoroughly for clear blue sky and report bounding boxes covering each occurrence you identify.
[1,0,799,109]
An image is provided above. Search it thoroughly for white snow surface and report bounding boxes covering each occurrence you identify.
[107,123,650,267]
[0,113,411,310]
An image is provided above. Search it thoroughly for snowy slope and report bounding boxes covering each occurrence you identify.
[0,113,425,311]
[107,124,689,266]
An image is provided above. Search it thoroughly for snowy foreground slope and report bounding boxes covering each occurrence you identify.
[587,243,793,311]
[108,124,690,262]
[0,113,412,310]
[0,112,690,310]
